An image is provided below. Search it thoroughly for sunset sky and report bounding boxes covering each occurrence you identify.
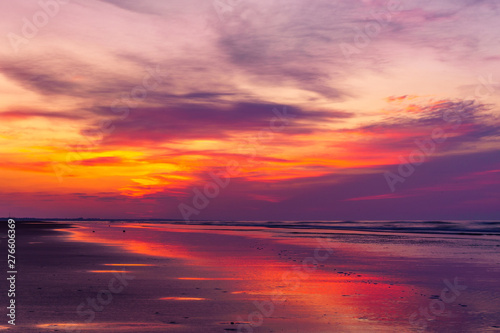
[1,0,499,220]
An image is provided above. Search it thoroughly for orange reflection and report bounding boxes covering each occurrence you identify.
[178,277,241,280]
[88,270,132,273]
[36,322,179,331]
[64,226,195,262]
[102,264,156,266]
[159,297,208,301]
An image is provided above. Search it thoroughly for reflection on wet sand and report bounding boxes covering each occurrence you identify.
[159,297,209,301]
[178,277,242,280]
[88,270,133,273]
[102,264,156,267]
[59,223,426,331]
[36,322,180,331]
[28,221,498,332]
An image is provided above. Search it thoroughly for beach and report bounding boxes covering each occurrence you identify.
[2,220,500,332]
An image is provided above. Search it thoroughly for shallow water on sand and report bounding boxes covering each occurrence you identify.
[12,221,500,332]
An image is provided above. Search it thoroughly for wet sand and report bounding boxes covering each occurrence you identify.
[1,220,500,332]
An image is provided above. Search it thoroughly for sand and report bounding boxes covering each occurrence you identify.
[1,220,500,332]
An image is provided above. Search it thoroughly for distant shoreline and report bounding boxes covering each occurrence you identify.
[2,217,499,222]
[3,219,498,238]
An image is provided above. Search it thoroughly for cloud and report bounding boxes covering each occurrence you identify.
[0,61,81,96]
[79,156,124,166]
[0,109,84,121]
[88,102,353,146]
[0,55,137,100]
[214,0,351,99]
[98,0,170,15]
[335,98,499,156]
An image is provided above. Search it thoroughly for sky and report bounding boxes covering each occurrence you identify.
[0,0,499,220]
